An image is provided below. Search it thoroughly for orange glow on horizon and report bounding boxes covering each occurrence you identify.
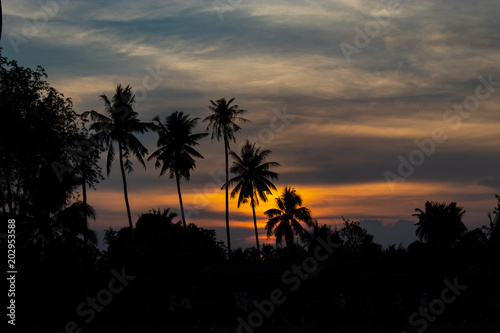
[89,181,495,244]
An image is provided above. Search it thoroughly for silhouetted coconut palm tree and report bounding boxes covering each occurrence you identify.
[412,201,467,250]
[82,84,153,230]
[224,140,279,256]
[203,97,248,255]
[148,112,208,228]
[265,187,316,248]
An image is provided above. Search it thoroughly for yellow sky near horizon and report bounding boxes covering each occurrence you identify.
[88,180,497,248]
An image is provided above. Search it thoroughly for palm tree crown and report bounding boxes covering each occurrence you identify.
[225,140,279,255]
[203,97,248,149]
[203,97,248,256]
[413,201,467,249]
[81,84,153,230]
[148,111,208,228]
[226,140,280,207]
[265,187,317,248]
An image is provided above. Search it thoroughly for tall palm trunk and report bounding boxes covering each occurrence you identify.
[118,144,133,230]
[175,172,187,228]
[224,132,232,257]
[251,195,260,257]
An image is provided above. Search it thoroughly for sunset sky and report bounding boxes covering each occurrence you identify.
[2,0,500,249]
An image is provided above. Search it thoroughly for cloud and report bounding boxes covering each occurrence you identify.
[479,179,500,192]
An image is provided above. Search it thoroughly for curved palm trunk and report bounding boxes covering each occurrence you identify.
[224,132,232,257]
[251,196,260,257]
[118,144,133,230]
[175,173,187,228]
